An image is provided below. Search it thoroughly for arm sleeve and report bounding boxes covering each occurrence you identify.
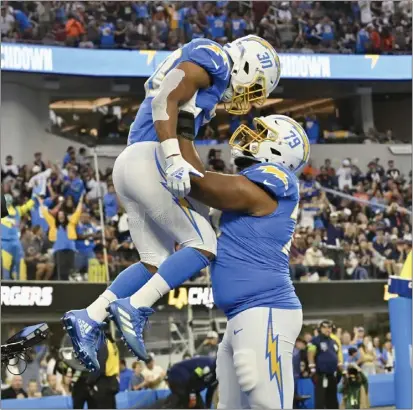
[17,199,35,216]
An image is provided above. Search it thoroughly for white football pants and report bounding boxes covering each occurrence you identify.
[112,141,217,267]
[217,307,303,409]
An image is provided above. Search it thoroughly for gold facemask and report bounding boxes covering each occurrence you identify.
[229,118,279,154]
[224,73,267,115]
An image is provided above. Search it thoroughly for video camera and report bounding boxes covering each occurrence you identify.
[1,323,49,372]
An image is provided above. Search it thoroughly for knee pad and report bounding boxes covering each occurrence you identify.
[233,349,258,393]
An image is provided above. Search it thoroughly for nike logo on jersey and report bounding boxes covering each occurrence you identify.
[263,179,277,187]
[77,319,92,337]
[234,328,243,335]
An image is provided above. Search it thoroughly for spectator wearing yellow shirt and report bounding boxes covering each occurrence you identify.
[40,194,83,280]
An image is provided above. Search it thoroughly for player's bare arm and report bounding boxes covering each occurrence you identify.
[179,140,277,216]
[152,62,211,144]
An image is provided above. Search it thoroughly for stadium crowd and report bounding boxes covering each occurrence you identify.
[1,144,411,282]
[1,1,412,54]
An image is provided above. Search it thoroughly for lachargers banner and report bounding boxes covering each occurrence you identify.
[1,280,388,321]
[1,43,411,80]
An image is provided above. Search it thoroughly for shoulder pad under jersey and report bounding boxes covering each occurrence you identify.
[240,162,299,199]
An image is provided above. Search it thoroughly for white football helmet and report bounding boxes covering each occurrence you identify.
[230,114,310,173]
[223,35,281,115]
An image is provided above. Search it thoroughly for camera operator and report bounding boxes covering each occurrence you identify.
[307,320,340,409]
[339,364,370,409]
[163,356,217,409]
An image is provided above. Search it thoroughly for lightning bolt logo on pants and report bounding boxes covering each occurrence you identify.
[266,309,284,408]
[154,150,203,241]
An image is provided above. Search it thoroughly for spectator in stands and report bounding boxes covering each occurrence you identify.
[99,16,115,48]
[129,361,147,391]
[88,244,111,282]
[63,169,85,205]
[27,379,42,398]
[304,114,321,144]
[1,375,27,399]
[41,374,63,397]
[75,212,99,275]
[336,159,353,191]
[119,359,133,392]
[303,240,335,281]
[196,331,219,358]
[2,155,19,183]
[358,336,377,376]
[22,225,53,281]
[14,7,33,39]
[103,184,119,221]
[63,147,77,167]
[290,234,309,280]
[33,152,47,173]
[65,13,85,46]
[142,355,167,390]
[343,241,368,279]
[40,194,83,280]
[0,6,15,38]
[382,340,394,372]
[207,5,228,44]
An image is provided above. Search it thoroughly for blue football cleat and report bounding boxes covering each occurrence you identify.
[106,298,154,361]
[61,309,105,372]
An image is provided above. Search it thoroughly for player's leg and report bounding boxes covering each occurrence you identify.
[62,145,175,369]
[216,328,249,409]
[125,145,216,309]
[231,307,303,409]
[107,142,216,357]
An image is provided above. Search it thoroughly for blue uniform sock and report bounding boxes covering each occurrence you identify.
[158,247,210,289]
[108,262,152,299]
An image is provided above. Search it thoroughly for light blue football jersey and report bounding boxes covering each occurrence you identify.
[211,162,302,319]
[128,39,231,145]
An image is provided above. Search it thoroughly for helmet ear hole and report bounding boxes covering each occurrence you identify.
[243,62,250,74]
[270,148,281,157]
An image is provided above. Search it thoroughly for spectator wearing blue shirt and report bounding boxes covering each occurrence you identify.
[63,147,76,167]
[207,8,227,43]
[356,26,370,54]
[99,18,115,48]
[14,9,32,37]
[341,331,356,370]
[63,169,85,205]
[75,212,98,274]
[305,114,320,144]
[119,359,133,392]
[129,361,147,391]
[230,12,246,40]
[103,184,119,221]
[319,16,335,46]
[132,3,149,20]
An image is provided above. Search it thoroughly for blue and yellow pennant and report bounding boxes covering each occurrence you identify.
[154,150,204,241]
[266,309,284,408]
